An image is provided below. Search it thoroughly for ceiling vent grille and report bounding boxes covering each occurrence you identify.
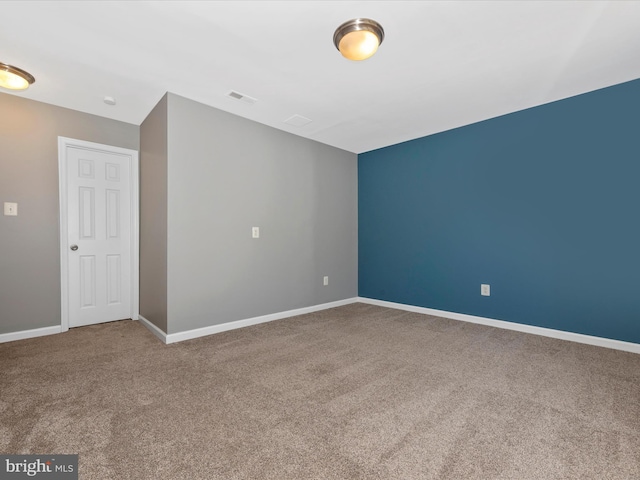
[284,114,312,127]
[226,91,257,105]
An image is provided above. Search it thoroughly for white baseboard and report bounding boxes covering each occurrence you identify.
[0,325,62,344]
[138,298,359,344]
[137,315,168,343]
[357,297,640,354]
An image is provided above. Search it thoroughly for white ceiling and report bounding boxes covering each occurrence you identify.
[2,1,640,154]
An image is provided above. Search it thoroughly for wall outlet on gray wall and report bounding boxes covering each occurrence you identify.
[4,202,18,216]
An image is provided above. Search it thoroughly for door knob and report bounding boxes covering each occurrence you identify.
[70,245,78,251]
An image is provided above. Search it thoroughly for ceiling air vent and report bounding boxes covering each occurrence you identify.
[226,91,257,105]
[284,114,312,127]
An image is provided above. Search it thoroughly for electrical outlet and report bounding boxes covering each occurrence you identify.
[481,284,490,296]
[4,202,18,216]
[252,227,259,238]
[323,276,329,286]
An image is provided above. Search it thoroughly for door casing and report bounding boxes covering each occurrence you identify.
[58,137,139,331]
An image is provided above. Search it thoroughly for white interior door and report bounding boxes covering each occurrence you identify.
[59,138,139,329]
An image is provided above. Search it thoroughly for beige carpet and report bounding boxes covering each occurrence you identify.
[1,303,639,479]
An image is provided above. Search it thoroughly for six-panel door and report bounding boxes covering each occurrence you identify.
[66,147,132,327]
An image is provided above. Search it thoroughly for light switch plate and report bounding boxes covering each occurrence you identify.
[252,227,259,238]
[4,202,17,216]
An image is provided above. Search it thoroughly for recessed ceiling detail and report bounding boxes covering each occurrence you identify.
[284,114,312,127]
[226,91,257,105]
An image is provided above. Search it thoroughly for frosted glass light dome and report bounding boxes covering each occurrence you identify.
[0,63,35,90]
[333,19,384,61]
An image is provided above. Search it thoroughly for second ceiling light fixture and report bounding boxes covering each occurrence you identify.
[333,18,385,61]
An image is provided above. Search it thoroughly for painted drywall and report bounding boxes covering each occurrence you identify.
[0,92,139,335]
[166,93,357,334]
[359,78,640,344]
[139,94,168,332]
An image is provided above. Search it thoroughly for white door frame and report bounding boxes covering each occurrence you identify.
[58,137,139,332]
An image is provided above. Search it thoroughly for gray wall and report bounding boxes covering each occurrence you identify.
[1,90,357,338]
[166,93,358,334]
[0,92,139,335]
[139,94,168,332]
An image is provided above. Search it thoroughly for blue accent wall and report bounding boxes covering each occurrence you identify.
[358,79,640,344]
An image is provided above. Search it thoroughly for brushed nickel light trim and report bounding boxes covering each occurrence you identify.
[0,63,36,90]
[333,18,385,61]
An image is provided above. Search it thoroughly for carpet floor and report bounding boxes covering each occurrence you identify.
[1,303,639,479]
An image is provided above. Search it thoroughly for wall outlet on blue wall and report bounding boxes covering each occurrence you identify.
[481,284,490,296]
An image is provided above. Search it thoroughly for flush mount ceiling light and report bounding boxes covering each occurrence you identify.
[333,18,384,61]
[0,63,35,90]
